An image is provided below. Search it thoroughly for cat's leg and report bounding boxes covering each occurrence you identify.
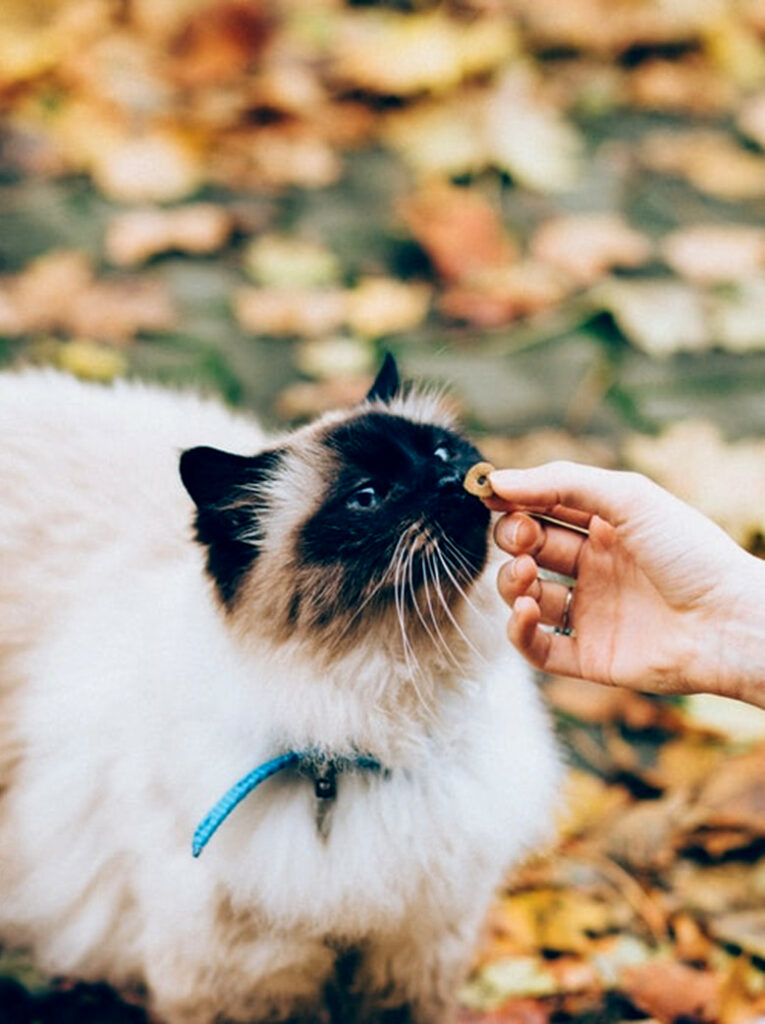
[353,927,476,1024]
[142,934,335,1024]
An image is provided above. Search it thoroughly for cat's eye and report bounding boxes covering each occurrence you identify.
[348,485,380,510]
[434,444,451,462]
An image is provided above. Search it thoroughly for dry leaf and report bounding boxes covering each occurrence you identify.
[0,250,176,343]
[438,262,571,327]
[661,225,765,284]
[545,677,682,732]
[90,128,205,203]
[330,11,515,96]
[681,694,765,743]
[530,213,652,286]
[621,962,721,1023]
[556,770,631,840]
[695,747,765,834]
[105,204,234,266]
[401,183,517,285]
[625,420,765,547]
[592,278,709,356]
[708,277,765,352]
[627,57,735,115]
[55,339,128,382]
[234,287,346,337]
[739,90,765,147]
[167,0,271,88]
[710,911,765,961]
[293,337,376,380]
[345,278,431,338]
[603,792,694,873]
[640,131,765,201]
[244,235,341,288]
[274,377,371,421]
[486,69,583,193]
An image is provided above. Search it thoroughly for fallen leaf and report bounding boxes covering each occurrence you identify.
[627,56,735,115]
[708,276,765,352]
[167,0,271,88]
[330,11,515,97]
[244,235,341,288]
[591,278,709,356]
[0,250,176,343]
[486,69,583,193]
[530,213,652,287]
[438,262,572,327]
[621,962,721,1023]
[105,204,234,266]
[556,770,631,840]
[603,792,695,873]
[545,677,681,731]
[625,420,765,547]
[294,336,376,380]
[710,911,765,960]
[695,747,765,834]
[681,694,765,743]
[55,339,128,381]
[273,377,371,421]
[661,225,765,284]
[739,90,765,147]
[345,278,431,338]
[401,182,518,285]
[234,286,346,337]
[90,128,205,203]
[640,131,765,201]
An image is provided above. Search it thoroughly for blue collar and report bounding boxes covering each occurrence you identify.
[192,751,383,857]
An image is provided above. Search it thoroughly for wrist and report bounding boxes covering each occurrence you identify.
[708,554,765,709]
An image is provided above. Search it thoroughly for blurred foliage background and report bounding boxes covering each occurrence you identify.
[5,1,765,1021]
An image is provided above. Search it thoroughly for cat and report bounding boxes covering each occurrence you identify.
[0,355,559,1024]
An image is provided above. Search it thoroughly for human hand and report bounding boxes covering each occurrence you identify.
[488,461,765,707]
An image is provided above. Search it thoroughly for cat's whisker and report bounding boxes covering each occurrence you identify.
[436,535,491,623]
[404,529,453,666]
[336,529,412,640]
[394,539,435,718]
[429,547,489,665]
[419,544,463,671]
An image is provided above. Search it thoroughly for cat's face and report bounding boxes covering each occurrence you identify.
[180,356,490,654]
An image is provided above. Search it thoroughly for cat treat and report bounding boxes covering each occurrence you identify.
[463,461,496,498]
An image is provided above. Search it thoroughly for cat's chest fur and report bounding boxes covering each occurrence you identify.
[0,367,560,1024]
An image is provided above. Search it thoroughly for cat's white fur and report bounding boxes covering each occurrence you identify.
[0,369,560,1023]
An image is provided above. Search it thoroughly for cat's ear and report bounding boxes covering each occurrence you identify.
[179,446,280,511]
[179,446,283,604]
[366,352,400,403]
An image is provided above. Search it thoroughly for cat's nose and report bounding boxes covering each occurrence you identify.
[436,467,464,493]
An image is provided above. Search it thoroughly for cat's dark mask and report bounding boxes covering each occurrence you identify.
[180,356,490,647]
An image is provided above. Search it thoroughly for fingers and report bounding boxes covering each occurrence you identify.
[487,462,646,528]
[507,596,581,678]
[494,512,587,578]
[497,556,573,627]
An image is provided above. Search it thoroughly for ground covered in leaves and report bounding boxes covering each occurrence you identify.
[3,0,765,1021]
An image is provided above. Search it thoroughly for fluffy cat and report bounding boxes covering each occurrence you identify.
[0,356,559,1024]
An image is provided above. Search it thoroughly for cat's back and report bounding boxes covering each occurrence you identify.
[0,369,265,641]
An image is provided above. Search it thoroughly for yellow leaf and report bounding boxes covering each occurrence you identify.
[591,278,709,356]
[90,128,204,203]
[294,337,375,380]
[106,204,233,266]
[56,339,127,382]
[345,278,430,339]
[661,226,765,284]
[244,235,341,288]
[486,69,583,193]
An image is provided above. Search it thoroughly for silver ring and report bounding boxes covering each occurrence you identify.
[556,586,575,636]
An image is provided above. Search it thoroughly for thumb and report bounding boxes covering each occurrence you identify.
[488,462,647,528]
